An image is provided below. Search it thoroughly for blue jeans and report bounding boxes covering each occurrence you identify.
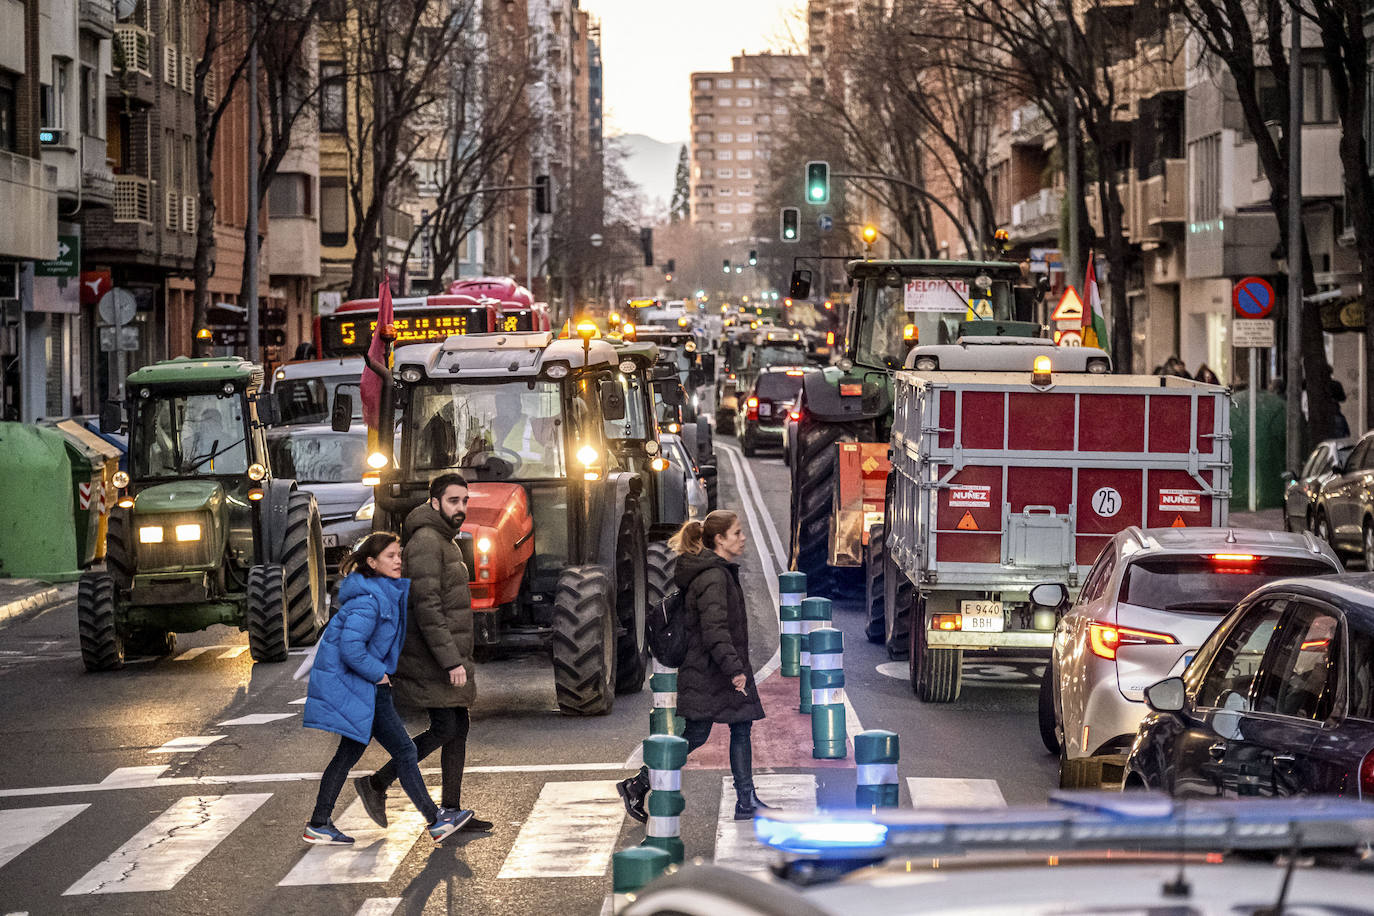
[311,684,438,825]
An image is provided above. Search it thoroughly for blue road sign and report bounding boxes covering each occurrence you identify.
[818,214,834,232]
[1232,276,1275,318]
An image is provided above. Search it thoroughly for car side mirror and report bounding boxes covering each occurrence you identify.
[99,399,123,434]
[257,395,282,427]
[1144,677,1187,714]
[599,379,626,421]
[1028,582,1069,609]
[789,269,812,300]
[331,393,353,432]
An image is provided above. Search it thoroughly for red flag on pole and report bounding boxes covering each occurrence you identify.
[360,282,394,432]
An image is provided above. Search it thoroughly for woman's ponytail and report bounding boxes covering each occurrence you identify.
[669,519,704,555]
[668,510,739,555]
[340,531,401,578]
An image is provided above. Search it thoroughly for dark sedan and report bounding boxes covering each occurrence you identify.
[1125,574,1374,800]
[1313,430,1374,567]
[266,425,375,576]
[1283,438,1352,534]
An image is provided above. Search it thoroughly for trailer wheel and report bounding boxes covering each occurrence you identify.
[552,566,617,716]
[78,572,124,672]
[282,491,327,647]
[883,538,914,660]
[246,564,289,663]
[909,608,962,702]
[863,525,886,644]
[1038,662,1061,755]
[614,513,649,695]
[789,416,868,587]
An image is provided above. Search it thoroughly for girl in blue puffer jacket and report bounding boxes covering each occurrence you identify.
[302,532,472,846]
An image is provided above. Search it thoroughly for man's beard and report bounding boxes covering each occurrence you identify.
[442,509,466,531]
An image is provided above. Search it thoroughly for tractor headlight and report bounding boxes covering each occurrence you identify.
[175,523,202,542]
[400,366,424,383]
[545,363,570,380]
[139,526,164,543]
[247,463,267,481]
[366,451,389,470]
[112,470,130,489]
[651,457,667,471]
[576,445,600,467]
[355,499,375,521]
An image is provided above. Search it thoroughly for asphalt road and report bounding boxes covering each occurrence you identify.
[0,439,1057,915]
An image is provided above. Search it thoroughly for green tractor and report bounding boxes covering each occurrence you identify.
[83,357,328,670]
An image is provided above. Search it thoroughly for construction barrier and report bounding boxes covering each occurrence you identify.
[641,734,687,864]
[855,729,900,807]
[778,571,806,677]
[797,596,832,714]
[809,626,846,759]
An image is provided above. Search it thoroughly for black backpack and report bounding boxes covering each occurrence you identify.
[646,586,689,668]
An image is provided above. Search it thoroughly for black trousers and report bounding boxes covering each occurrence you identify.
[373,706,470,809]
[682,719,755,797]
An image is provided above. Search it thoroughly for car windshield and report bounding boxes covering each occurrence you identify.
[855,274,1015,368]
[1119,556,1336,612]
[406,380,566,479]
[269,433,367,483]
[131,391,249,478]
[755,372,805,400]
[274,375,362,425]
[753,345,807,368]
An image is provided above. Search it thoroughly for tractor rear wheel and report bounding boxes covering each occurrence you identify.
[789,416,868,588]
[246,564,289,663]
[614,513,649,695]
[78,572,123,672]
[863,524,886,644]
[645,541,676,661]
[551,566,617,716]
[909,601,962,702]
[282,491,327,647]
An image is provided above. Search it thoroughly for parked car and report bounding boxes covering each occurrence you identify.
[1040,526,1341,788]
[1284,438,1353,533]
[660,433,709,520]
[269,358,364,426]
[1312,430,1374,566]
[265,424,374,576]
[1126,573,1374,799]
[738,366,810,456]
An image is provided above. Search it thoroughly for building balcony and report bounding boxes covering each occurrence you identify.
[1142,158,1186,227]
[78,0,115,37]
[114,24,152,78]
[265,216,321,279]
[1010,102,1051,146]
[1009,187,1061,240]
[0,151,58,261]
[82,136,114,205]
[113,174,152,223]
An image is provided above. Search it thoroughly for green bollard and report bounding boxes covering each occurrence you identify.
[798,597,832,714]
[648,659,686,736]
[612,845,672,910]
[809,626,846,759]
[855,729,900,808]
[779,571,807,677]
[641,734,688,864]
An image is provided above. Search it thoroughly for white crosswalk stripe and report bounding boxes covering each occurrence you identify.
[218,713,296,726]
[353,898,402,916]
[64,794,271,895]
[0,804,88,870]
[905,777,1007,808]
[497,780,626,879]
[712,773,816,872]
[279,793,428,886]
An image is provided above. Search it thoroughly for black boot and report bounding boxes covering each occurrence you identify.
[616,766,650,823]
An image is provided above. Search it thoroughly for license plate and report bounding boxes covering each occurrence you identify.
[960,600,1004,632]
[322,534,338,547]
[759,403,771,417]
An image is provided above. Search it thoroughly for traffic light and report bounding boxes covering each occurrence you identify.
[723,259,731,273]
[805,161,830,204]
[748,249,758,266]
[780,207,800,242]
[534,174,554,214]
[640,227,653,267]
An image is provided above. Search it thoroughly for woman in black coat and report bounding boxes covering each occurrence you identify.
[617,510,774,821]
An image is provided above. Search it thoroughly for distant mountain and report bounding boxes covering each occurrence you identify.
[613,133,684,219]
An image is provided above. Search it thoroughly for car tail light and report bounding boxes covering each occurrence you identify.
[1088,622,1177,661]
[786,369,805,376]
[1210,553,1258,574]
[1360,748,1374,799]
[747,396,759,420]
[931,613,961,631]
[789,408,801,421]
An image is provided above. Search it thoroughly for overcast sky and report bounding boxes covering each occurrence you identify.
[591,0,805,143]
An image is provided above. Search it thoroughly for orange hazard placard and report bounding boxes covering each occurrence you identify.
[1171,515,1187,528]
[957,511,979,531]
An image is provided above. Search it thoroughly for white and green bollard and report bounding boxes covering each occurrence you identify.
[641,734,687,864]
[854,729,899,807]
[779,571,806,677]
[798,597,832,714]
[611,845,671,911]
[648,659,685,736]
[809,626,846,759]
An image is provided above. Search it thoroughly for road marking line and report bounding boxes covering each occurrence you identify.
[289,697,308,705]
[292,643,319,681]
[713,774,815,872]
[173,647,215,661]
[64,794,271,894]
[906,777,1007,808]
[497,780,625,879]
[218,646,249,659]
[279,794,427,886]
[0,804,88,870]
[100,766,170,786]
[149,735,225,754]
[218,713,296,726]
[353,899,403,916]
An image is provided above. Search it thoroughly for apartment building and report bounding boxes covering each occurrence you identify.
[688,53,805,243]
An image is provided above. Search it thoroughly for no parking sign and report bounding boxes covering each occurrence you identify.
[1232,276,1275,319]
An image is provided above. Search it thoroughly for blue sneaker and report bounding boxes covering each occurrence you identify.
[303,821,354,845]
[427,807,473,844]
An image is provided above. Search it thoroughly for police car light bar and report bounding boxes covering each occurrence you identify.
[754,792,1374,860]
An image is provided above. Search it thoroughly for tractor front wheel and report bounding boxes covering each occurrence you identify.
[78,572,123,672]
[614,513,649,695]
[551,566,617,716]
[282,491,327,647]
[246,564,289,663]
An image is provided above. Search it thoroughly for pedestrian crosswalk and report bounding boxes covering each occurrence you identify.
[0,771,1013,903]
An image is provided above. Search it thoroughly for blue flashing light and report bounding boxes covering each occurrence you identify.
[754,816,888,856]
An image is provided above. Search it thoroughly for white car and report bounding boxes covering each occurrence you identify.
[1041,526,1340,787]
[660,433,709,520]
[269,357,364,426]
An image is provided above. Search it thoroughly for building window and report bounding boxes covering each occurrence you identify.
[718,132,732,142]
[736,150,752,161]
[736,132,752,143]
[718,97,732,107]
[717,167,733,178]
[695,131,712,143]
[719,222,732,231]
[718,203,733,214]
[80,64,97,136]
[693,113,712,125]
[718,187,732,196]
[695,78,712,90]
[737,187,752,196]
[718,79,732,89]
[0,71,15,152]
[269,173,313,218]
[718,150,732,160]
[1189,133,1221,222]
[320,176,348,246]
[320,62,345,132]
[737,203,752,214]
[413,159,445,194]
[737,97,753,108]
[758,114,770,127]
[737,168,751,178]
[736,115,752,125]
[735,78,750,89]
[1303,64,1337,124]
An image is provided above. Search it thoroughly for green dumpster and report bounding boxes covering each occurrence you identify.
[1230,389,1288,511]
[45,419,123,567]
[0,423,79,579]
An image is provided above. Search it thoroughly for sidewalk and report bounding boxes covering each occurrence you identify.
[0,578,75,628]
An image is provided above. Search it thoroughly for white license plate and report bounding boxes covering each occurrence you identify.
[758,403,772,417]
[322,534,338,547]
[960,600,1004,632]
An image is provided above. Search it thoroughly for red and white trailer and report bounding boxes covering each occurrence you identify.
[887,369,1232,702]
